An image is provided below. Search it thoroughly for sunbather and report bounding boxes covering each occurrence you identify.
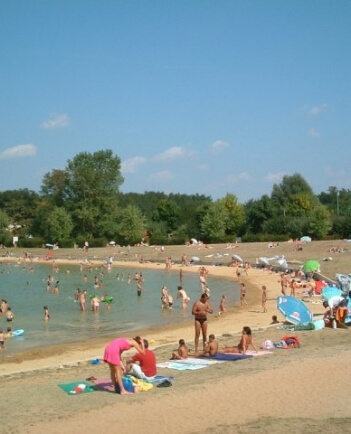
[222,326,258,354]
[171,339,189,360]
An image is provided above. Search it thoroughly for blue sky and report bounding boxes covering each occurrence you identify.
[0,0,350,202]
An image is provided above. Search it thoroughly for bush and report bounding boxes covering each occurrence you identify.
[59,238,75,248]
[88,238,108,247]
[242,233,290,243]
[17,237,45,248]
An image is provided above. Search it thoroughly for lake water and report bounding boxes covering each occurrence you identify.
[0,262,239,357]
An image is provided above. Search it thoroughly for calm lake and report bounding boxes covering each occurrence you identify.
[0,262,239,357]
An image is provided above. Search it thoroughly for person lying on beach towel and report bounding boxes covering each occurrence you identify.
[221,326,258,354]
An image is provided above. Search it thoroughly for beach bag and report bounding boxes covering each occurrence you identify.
[293,322,315,331]
[280,335,300,348]
[115,376,134,394]
[261,340,275,350]
[274,340,289,349]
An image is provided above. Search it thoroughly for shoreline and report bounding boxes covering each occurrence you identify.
[2,243,351,433]
[0,257,287,377]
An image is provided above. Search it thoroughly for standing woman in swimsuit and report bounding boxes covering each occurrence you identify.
[191,293,214,353]
[103,337,144,395]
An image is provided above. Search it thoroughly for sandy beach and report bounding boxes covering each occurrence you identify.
[1,241,350,433]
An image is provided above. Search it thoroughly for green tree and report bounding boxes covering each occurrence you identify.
[43,207,73,241]
[65,150,124,237]
[40,169,69,207]
[244,195,275,233]
[308,204,331,239]
[152,199,181,233]
[117,205,147,245]
[200,202,228,242]
[218,193,245,236]
[0,189,40,234]
[0,209,10,244]
[271,173,315,217]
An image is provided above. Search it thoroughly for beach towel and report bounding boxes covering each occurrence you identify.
[199,353,253,361]
[58,381,97,395]
[157,361,208,371]
[147,375,174,384]
[91,379,115,392]
[92,377,159,393]
[157,357,223,371]
[245,350,273,356]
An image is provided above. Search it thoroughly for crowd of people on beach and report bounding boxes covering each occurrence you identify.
[104,291,259,395]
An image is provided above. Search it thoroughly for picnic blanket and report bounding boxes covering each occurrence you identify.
[58,381,97,395]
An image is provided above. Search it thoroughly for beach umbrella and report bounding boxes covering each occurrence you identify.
[336,274,351,292]
[258,257,270,265]
[277,296,313,325]
[303,260,320,273]
[321,286,342,301]
[277,257,288,268]
[232,254,243,262]
[300,236,312,242]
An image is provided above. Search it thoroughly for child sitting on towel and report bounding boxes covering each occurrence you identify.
[202,334,218,357]
[171,339,189,360]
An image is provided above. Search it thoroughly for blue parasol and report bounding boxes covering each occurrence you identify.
[321,286,342,301]
[277,295,313,325]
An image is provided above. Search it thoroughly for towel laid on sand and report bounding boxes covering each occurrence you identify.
[157,357,224,371]
[58,381,97,395]
[199,350,272,361]
[92,375,174,392]
[199,353,253,361]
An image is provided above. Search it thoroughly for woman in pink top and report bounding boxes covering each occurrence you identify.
[103,337,144,395]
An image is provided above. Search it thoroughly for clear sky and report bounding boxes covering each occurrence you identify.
[0,0,350,202]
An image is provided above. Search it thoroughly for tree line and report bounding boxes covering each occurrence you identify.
[0,149,350,247]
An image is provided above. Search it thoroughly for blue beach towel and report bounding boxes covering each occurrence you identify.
[200,353,253,361]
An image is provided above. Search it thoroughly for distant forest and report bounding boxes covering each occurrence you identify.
[0,150,350,247]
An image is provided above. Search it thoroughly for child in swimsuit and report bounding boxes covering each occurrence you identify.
[171,339,189,360]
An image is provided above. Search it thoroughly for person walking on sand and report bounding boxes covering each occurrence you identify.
[279,273,288,295]
[240,283,248,307]
[192,293,214,353]
[103,336,144,395]
[261,286,267,313]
